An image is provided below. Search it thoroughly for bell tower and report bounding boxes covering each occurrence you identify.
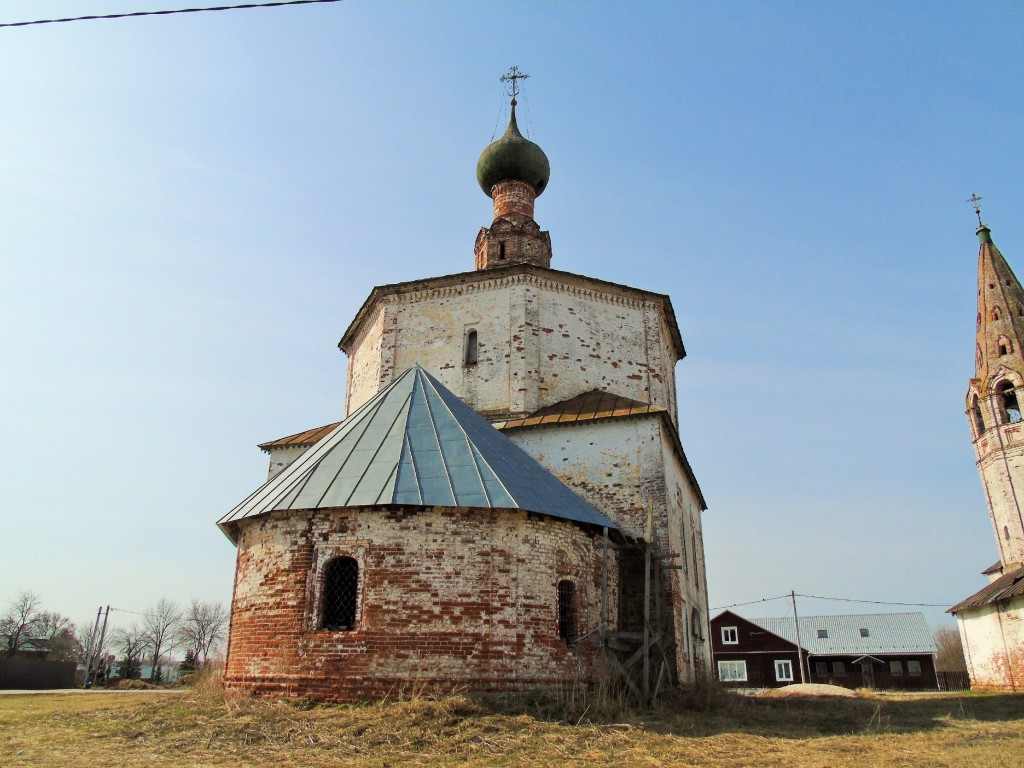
[966,197,1024,573]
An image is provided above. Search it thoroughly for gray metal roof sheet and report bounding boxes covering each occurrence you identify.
[749,613,937,656]
[218,365,616,541]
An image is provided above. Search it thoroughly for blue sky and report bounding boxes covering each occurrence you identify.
[2,1,1022,640]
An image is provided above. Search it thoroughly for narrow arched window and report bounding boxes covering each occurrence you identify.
[971,396,985,436]
[1005,525,1011,541]
[557,580,576,646]
[993,306,1002,321]
[691,607,702,640]
[464,329,478,366]
[977,313,982,329]
[997,381,1022,424]
[498,242,506,260]
[1017,304,1023,318]
[998,336,1013,356]
[321,556,358,630]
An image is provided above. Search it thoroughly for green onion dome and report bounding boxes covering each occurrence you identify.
[476,103,550,198]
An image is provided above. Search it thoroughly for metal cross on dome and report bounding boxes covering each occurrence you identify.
[968,192,984,226]
[500,65,529,104]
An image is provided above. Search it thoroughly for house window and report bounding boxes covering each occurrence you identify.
[997,381,1022,423]
[721,626,738,645]
[464,329,478,366]
[832,661,846,676]
[320,556,359,631]
[817,629,828,639]
[890,660,903,676]
[718,660,747,682]
[557,580,576,646]
[815,661,829,677]
[907,660,922,676]
[774,659,794,682]
[859,628,870,638]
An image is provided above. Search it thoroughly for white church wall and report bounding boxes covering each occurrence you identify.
[265,445,309,480]
[343,271,680,423]
[976,439,1024,568]
[957,597,1024,690]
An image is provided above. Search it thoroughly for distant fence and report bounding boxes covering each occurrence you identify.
[0,658,76,690]
[937,671,971,692]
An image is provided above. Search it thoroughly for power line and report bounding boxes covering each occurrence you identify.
[712,592,953,613]
[796,593,952,609]
[710,594,790,611]
[0,0,342,29]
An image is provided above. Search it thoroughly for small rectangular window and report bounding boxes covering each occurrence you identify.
[557,580,576,646]
[832,661,845,676]
[774,659,794,682]
[859,628,869,638]
[890,660,903,676]
[815,661,829,676]
[817,629,828,639]
[717,660,747,682]
[721,626,738,644]
[907,660,922,676]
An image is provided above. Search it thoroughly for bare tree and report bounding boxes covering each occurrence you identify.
[178,600,228,665]
[37,611,81,662]
[142,598,182,682]
[935,626,968,672]
[113,625,146,680]
[1,592,44,657]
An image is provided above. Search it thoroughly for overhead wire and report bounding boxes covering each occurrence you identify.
[795,593,953,608]
[0,0,342,29]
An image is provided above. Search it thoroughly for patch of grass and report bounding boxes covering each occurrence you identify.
[1,683,1022,767]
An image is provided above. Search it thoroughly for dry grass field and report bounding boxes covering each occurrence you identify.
[2,679,1022,768]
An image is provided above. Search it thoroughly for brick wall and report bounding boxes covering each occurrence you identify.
[224,505,617,701]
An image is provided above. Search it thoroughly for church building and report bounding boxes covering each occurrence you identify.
[950,208,1024,691]
[218,76,710,702]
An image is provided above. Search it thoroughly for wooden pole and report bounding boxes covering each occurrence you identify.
[643,502,653,703]
[790,591,806,684]
[601,526,609,644]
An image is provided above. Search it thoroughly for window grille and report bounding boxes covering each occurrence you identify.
[321,556,359,631]
[557,580,576,646]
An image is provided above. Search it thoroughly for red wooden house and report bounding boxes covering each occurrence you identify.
[710,610,939,690]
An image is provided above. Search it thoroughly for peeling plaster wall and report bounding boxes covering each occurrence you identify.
[957,597,1024,691]
[225,506,615,701]
[344,272,680,424]
[503,415,708,683]
[264,445,308,480]
[975,429,1024,568]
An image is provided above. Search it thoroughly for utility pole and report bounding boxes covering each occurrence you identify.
[93,606,111,685]
[642,502,653,703]
[790,591,806,684]
[81,607,103,688]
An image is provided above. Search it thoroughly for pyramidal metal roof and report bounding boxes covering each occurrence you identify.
[218,365,615,542]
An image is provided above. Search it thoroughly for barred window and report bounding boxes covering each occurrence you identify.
[321,556,359,631]
[557,580,576,646]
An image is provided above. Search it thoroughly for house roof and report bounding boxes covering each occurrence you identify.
[258,423,340,451]
[218,365,616,542]
[949,562,1024,614]
[491,390,665,430]
[982,560,1004,576]
[746,613,936,656]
